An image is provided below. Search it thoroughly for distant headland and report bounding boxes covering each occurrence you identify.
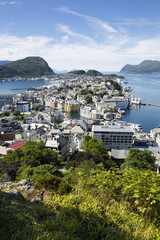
[120,60,160,74]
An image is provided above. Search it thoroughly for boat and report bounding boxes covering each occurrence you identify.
[117,108,125,114]
[114,113,122,119]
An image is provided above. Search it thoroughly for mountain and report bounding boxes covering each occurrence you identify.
[0,56,54,78]
[85,70,103,76]
[120,60,160,74]
[0,60,12,66]
[69,70,86,75]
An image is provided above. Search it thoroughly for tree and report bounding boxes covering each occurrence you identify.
[17,164,63,180]
[20,141,60,167]
[121,148,156,171]
[83,136,109,160]
[85,95,93,104]
[0,141,61,181]
[80,89,93,95]
[39,106,45,111]
[12,110,21,117]
[1,111,10,117]
[34,105,39,111]
[1,160,21,181]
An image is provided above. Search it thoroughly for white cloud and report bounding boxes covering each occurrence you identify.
[115,17,160,26]
[57,6,117,33]
[0,33,160,72]
[61,35,69,43]
[57,24,94,43]
[0,1,20,5]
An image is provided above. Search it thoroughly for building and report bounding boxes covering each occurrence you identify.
[92,125,133,151]
[80,106,103,120]
[0,95,14,110]
[0,118,21,141]
[45,134,69,160]
[64,101,81,112]
[16,101,30,112]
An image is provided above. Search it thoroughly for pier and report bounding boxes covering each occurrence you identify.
[141,102,160,107]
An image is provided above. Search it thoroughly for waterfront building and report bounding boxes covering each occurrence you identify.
[131,97,141,105]
[80,106,103,120]
[64,101,81,112]
[92,125,133,151]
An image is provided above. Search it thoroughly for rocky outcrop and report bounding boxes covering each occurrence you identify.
[0,179,43,202]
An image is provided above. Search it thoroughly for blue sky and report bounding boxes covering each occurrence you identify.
[0,0,160,71]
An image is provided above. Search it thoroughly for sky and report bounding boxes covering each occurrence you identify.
[0,0,160,72]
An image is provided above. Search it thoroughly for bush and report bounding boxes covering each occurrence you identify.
[35,175,72,194]
[16,164,63,180]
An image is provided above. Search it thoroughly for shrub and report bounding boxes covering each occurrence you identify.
[35,175,72,194]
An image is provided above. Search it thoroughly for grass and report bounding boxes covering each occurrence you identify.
[1,181,160,240]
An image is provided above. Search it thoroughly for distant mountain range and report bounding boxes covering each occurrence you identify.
[0,57,54,78]
[120,60,160,74]
[0,60,12,66]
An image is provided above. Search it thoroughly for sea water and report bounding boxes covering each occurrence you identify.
[122,74,160,133]
[0,75,159,133]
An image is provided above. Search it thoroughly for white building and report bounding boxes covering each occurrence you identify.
[92,125,133,151]
[131,97,141,105]
[16,101,30,112]
[80,106,103,120]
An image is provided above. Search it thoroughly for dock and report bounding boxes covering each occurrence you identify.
[141,102,160,107]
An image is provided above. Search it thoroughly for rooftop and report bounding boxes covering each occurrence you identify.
[92,125,134,133]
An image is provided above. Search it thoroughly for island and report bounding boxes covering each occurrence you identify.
[120,60,160,74]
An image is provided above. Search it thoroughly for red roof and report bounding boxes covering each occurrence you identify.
[9,141,25,150]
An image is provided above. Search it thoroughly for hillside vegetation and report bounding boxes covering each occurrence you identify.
[69,69,103,76]
[120,60,160,74]
[0,56,54,78]
[0,139,160,239]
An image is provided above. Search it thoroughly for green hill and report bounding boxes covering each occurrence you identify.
[0,56,54,78]
[120,60,160,74]
[86,69,103,76]
[69,70,86,75]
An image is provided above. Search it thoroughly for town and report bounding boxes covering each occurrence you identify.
[0,72,160,172]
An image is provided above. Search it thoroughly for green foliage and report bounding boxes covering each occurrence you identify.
[69,70,86,75]
[35,174,72,194]
[80,88,93,95]
[83,136,109,160]
[1,167,160,239]
[19,141,60,167]
[17,164,63,180]
[39,106,45,111]
[0,56,54,78]
[34,105,39,111]
[0,141,61,181]
[34,105,45,111]
[99,91,108,98]
[12,110,21,117]
[84,95,93,103]
[86,69,103,76]
[1,111,10,117]
[88,168,160,218]
[121,148,156,170]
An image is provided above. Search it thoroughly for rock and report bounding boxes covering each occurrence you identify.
[18,179,34,186]
[0,179,43,202]
[8,189,24,200]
